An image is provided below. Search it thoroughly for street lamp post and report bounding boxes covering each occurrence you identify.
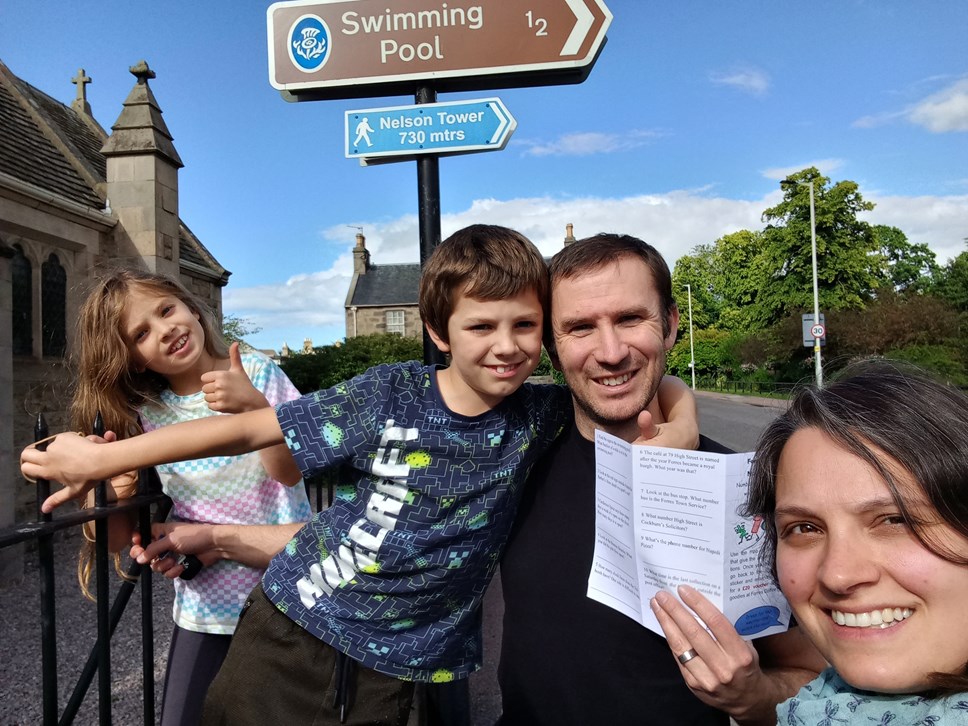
[783,178,824,387]
[801,180,823,388]
[684,283,696,390]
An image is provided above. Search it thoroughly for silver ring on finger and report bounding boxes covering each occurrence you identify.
[677,648,698,665]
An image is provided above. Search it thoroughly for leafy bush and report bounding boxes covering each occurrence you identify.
[667,329,741,379]
[884,345,968,387]
[281,334,423,393]
[532,348,565,384]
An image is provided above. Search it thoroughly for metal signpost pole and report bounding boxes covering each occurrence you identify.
[803,180,822,387]
[267,0,613,369]
[685,283,696,390]
[415,83,446,366]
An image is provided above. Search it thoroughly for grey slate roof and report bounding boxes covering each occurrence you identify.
[0,58,225,280]
[0,64,104,209]
[349,263,421,307]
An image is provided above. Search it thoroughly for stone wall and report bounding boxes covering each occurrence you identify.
[0,250,20,584]
[347,305,422,339]
[11,358,72,522]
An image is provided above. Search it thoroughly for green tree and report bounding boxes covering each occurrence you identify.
[826,289,961,356]
[670,232,765,331]
[222,314,262,346]
[934,247,968,312]
[710,230,766,330]
[281,333,423,393]
[755,168,880,327]
[671,244,721,332]
[667,328,745,380]
[872,225,939,295]
[663,170,964,384]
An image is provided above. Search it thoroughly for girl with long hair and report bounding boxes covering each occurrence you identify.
[71,268,310,726]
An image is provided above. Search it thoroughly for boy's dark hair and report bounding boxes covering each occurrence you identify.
[418,224,549,344]
[549,233,676,338]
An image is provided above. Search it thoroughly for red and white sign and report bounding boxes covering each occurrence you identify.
[811,324,826,339]
[268,0,612,98]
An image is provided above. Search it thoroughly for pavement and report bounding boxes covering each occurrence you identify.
[695,388,790,409]
[0,533,172,725]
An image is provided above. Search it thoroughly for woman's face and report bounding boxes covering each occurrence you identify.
[774,427,968,693]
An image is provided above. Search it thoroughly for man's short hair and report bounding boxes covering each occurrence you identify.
[419,224,549,344]
[549,233,677,338]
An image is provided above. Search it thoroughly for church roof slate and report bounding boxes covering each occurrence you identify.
[0,58,224,279]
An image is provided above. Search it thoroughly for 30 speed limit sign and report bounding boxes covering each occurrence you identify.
[811,324,826,338]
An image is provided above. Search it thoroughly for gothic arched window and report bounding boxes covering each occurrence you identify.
[42,253,67,357]
[12,244,32,356]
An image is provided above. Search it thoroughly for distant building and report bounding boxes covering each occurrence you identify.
[0,58,228,583]
[342,225,578,340]
[344,231,422,339]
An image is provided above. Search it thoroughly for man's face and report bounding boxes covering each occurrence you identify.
[550,258,678,441]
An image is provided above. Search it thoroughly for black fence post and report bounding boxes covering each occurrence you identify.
[5,418,171,725]
[138,468,157,726]
[34,414,58,726]
[92,412,112,724]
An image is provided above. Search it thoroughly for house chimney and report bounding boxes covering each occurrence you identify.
[353,231,370,275]
[101,60,183,276]
[564,223,576,246]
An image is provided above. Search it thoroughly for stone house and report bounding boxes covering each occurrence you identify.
[343,231,422,339]
[0,58,228,583]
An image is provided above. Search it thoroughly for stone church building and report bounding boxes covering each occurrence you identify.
[0,58,228,583]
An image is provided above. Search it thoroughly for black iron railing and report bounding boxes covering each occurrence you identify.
[695,378,799,398]
[1,415,331,725]
[0,415,169,726]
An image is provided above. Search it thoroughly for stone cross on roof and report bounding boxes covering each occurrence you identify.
[129,60,156,84]
[71,67,92,115]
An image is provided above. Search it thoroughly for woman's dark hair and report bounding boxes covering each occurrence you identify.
[745,357,968,693]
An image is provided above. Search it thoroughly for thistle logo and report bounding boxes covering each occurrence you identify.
[288,14,330,73]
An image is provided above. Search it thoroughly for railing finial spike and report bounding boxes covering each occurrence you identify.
[34,413,49,441]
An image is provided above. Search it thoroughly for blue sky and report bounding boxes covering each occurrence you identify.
[3,1,966,351]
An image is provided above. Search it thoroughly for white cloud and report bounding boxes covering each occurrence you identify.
[761,159,846,181]
[709,66,770,96]
[517,130,661,157]
[852,110,906,129]
[223,266,352,330]
[861,193,968,263]
[229,190,968,350]
[853,77,968,132]
[907,77,968,132]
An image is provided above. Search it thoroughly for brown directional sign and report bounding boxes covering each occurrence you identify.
[267,0,612,100]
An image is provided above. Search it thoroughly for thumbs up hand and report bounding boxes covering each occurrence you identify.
[201,342,269,413]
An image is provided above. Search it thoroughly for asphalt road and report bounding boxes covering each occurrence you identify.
[693,390,788,452]
[0,392,784,726]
